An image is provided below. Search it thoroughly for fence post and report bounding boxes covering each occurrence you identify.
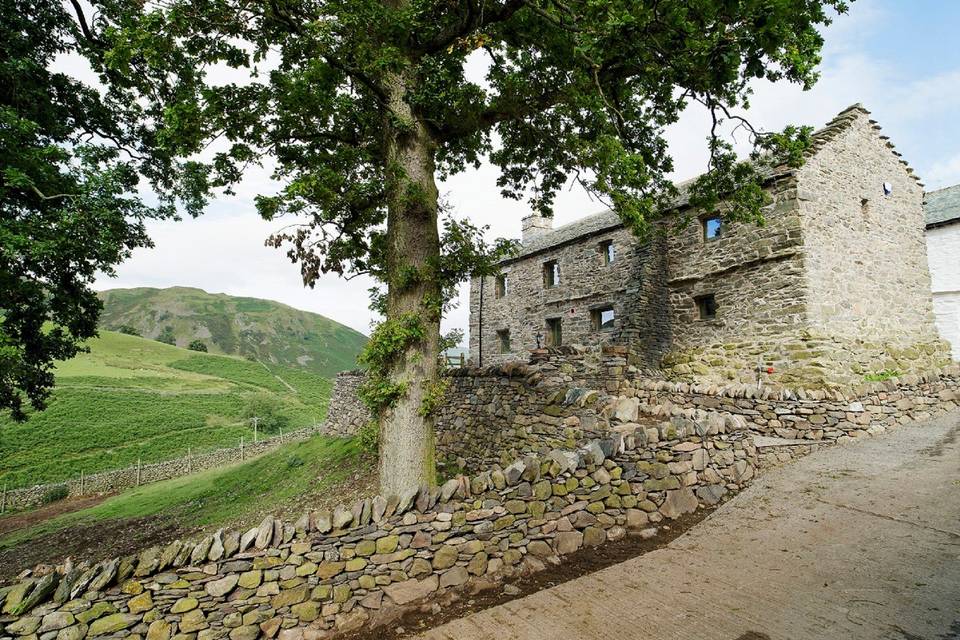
[1,482,6,514]
[279,427,283,443]
[188,447,192,473]
[136,457,142,487]
[80,470,85,494]
[241,436,245,461]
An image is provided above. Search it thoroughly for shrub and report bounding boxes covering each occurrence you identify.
[157,326,177,345]
[356,420,379,455]
[188,340,208,352]
[241,393,291,434]
[116,324,141,336]
[41,484,69,504]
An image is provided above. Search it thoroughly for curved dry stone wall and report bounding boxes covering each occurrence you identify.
[1,410,771,640]
[2,345,956,640]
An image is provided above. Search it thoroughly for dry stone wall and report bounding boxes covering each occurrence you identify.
[4,346,959,640]
[0,412,765,640]
[321,374,368,439]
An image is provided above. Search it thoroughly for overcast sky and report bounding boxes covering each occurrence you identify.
[92,0,960,343]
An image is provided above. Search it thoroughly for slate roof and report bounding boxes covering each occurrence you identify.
[509,104,921,260]
[924,184,960,228]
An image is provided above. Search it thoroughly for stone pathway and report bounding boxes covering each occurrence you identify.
[416,411,960,640]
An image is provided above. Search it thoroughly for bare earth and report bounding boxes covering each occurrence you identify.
[417,411,960,640]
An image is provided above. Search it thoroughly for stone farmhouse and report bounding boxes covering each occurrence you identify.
[925,184,960,360]
[470,105,951,388]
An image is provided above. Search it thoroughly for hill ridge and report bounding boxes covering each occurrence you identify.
[97,286,366,377]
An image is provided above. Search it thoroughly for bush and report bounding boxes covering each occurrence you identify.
[41,484,69,504]
[157,326,177,345]
[188,340,208,352]
[241,393,291,435]
[116,324,141,336]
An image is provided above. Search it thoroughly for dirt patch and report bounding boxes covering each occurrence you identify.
[0,494,111,538]
[0,514,189,582]
[344,507,715,640]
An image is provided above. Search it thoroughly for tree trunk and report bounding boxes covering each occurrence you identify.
[378,68,441,498]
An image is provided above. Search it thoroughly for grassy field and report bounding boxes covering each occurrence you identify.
[98,287,367,377]
[0,435,374,572]
[0,331,333,488]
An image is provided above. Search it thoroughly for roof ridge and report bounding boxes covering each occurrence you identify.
[923,183,960,196]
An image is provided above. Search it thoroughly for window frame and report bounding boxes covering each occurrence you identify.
[591,306,616,331]
[694,294,718,320]
[546,317,562,347]
[702,215,723,242]
[543,260,560,288]
[599,239,615,265]
[495,274,508,298]
[496,328,511,353]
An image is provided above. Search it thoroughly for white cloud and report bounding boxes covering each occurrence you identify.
[923,153,960,191]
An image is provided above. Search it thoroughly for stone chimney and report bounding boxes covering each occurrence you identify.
[521,214,552,244]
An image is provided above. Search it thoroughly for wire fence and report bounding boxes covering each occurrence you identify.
[0,422,329,514]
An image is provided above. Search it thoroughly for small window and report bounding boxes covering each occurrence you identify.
[495,274,508,298]
[591,306,615,331]
[861,198,870,217]
[546,318,562,347]
[543,260,560,288]
[497,329,511,353]
[702,215,722,241]
[695,294,717,320]
[599,240,615,265]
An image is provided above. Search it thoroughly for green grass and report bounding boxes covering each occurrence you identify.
[0,331,333,488]
[864,368,901,382]
[0,435,368,550]
[97,286,367,377]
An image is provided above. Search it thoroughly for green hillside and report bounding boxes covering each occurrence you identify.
[0,331,333,488]
[97,287,367,377]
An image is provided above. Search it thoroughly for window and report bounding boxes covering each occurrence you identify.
[495,274,508,298]
[695,294,717,320]
[702,215,722,241]
[546,318,562,346]
[543,260,560,288]
[591,306,615,331]
[497,329,511,353]
[599,240,615,265]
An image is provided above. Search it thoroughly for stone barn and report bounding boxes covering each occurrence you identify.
[469,104,951,387]
[925,184,960,360]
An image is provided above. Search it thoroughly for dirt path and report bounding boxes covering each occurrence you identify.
[416,411,960,640]
[0,494,109,537]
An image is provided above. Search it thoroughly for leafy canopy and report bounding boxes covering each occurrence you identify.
[79,0,847,288]
[0,0,171,421]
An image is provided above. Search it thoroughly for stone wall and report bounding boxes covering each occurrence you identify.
[0,412,767,640]
[1,427,325,513]
[3,347,959,639]
[321,374,368,438]
[322,347,960,469]
[794,106,949,380]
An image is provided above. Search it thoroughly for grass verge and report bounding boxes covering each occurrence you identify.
[0,435,373,556]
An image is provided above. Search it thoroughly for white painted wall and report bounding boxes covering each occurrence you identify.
[926,221,960,360]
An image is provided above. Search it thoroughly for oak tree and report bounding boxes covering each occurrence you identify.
[73,0,847,495]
